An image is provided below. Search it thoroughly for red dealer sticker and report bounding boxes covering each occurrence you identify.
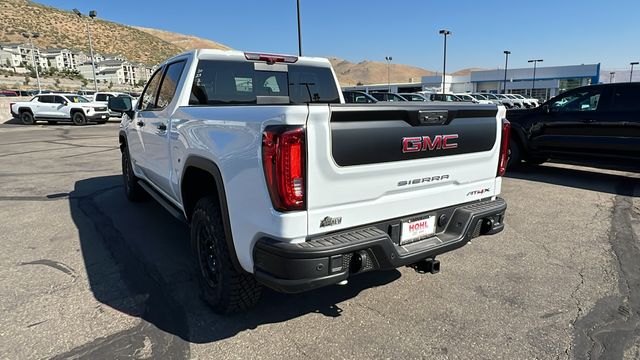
[400,216,436,245]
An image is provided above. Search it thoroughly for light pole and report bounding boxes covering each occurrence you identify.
[630,62,639,82]
[74,8,98,92]
[439,29,451,94]
[502,50,510,94]
[21,32,41,94]
[609,72,615,83]
[385,56,392,91]
[296,0,302,56]
[528,59,543,97]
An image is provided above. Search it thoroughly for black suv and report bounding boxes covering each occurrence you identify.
[507,82,640,166]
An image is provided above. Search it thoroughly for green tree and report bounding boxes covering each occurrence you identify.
[24,75,30,85]
[54,78,61,88]
[81,78,88,87]
[108,81,113,90]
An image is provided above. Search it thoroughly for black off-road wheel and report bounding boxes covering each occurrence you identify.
[191,196,261,314]
[20,111,34,125]
[121,145,146,201]
[72,112,87,126]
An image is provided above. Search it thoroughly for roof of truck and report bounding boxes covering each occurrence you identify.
[162,49,332,68]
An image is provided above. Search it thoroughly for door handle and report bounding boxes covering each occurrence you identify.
[157,123,167,131]
[137,121,144,127]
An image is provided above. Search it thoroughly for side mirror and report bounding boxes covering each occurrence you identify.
[108,96,133,112]
[542,104,550,113]
[63,101,68,106]
[109,96,134,118]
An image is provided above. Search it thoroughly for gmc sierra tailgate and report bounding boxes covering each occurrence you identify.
[305,103,505,236]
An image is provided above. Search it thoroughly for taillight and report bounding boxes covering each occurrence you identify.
[245,52,298,64]
[262,126,305,211]
[497,119,511,176]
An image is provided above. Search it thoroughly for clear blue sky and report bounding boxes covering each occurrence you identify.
[38,0,639,71]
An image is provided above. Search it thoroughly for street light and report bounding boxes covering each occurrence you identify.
[73,8,98,92]
[439,29,451,94]
[630,62,639,82]
[296,0,302,56]
[609,72,615,83]
[385,56,392,91]
[528,59,543,97]
[21,32,41,94]
[502,50,511,94]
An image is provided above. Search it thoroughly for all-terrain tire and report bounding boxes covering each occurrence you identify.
[20,111,35,125]
[72,111,87,126]
[121,145,146,202]
[191,196,261,314]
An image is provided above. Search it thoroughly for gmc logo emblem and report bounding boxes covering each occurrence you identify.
[402,135,459,153]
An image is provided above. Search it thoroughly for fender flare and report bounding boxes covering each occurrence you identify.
[509,122,530,155]
[182,156,244,273]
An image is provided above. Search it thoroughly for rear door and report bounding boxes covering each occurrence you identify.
[306,103,503,236]
[36,95,58,117]
[532,86,610,154]
[609,84,640,158]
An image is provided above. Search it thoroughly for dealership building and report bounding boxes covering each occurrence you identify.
[342,63,601,101]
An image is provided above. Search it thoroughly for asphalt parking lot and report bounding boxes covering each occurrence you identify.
[0,121,638,359]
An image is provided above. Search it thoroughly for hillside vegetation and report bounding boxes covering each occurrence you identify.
[0,0,181,65]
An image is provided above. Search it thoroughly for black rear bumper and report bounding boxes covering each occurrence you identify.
[253,197,507,293]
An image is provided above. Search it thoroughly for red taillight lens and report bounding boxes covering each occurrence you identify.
[497,119,511,176]
[262,126,305,211]
[245,52,298,64]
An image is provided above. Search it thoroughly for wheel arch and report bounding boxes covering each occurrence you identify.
[509,122,529,154]
[118,130,127,151]
[181,156,243,273]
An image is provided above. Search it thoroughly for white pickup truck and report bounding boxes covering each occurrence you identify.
[108,49,509,313]
[10,93,109,125]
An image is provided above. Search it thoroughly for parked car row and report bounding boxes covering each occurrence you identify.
[342,90,539,108]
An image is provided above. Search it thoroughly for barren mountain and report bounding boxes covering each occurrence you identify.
[133,26,231,52]
[452,67,487,76]
[329,58,436,87]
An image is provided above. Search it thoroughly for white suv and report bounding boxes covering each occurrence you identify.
[10,93,109,125]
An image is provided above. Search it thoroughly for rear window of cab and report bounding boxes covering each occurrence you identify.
[189,60,340,105]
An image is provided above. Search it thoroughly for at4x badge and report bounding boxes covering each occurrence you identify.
[467,188,491,196]
[320,216,342,228]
